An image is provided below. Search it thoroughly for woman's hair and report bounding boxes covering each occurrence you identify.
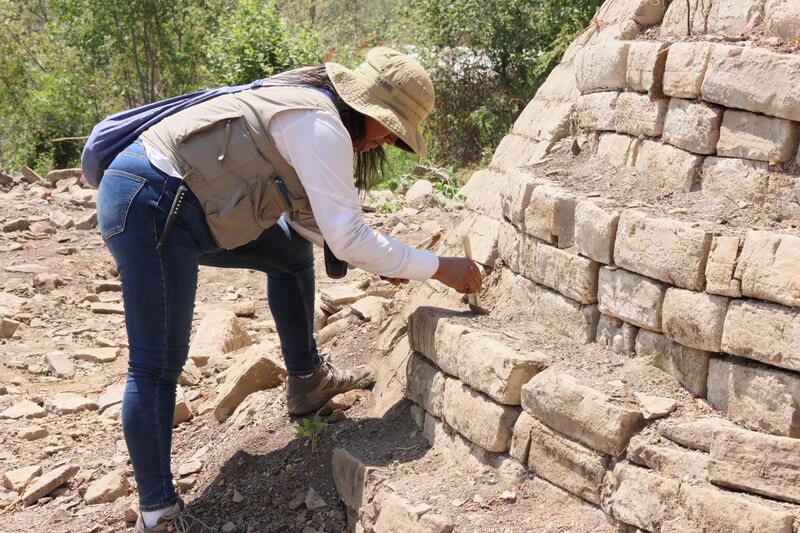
[270,65,386,192]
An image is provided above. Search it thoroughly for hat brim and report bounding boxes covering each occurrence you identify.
[325,62,426,158]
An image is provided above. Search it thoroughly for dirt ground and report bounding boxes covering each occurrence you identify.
[0,175,619,533]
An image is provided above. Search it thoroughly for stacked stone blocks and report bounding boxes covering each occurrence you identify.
[405,307,800,531]
[405,306,551,459]
[396,1,800,530]
[459,130,800,444]
[574,39,800,197]
[515,29,800,442]
[492,172,800,440]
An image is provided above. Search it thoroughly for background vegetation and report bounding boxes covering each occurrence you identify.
[0,0,603,180]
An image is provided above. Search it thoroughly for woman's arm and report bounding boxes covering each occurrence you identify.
[270,109,481,293]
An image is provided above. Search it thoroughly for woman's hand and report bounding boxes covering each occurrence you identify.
[431,256,482,293]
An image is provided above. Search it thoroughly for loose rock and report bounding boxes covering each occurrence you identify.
[320,285,367,312]
[47,168,82,185]
[34,272,68,293]
[288,492,305,511]
[178,460,203,477]
[188,309,251,366]
[0,400,47,419]
[90,302,125,315]
[2,464,42,492]
[92,280,122,293]
[176,475,196,491]
[17,425,48,441]
[213,349,285,422]
[405,179,435,208]
[73,347,120,364]
[2,218,30,232]
[21,464,80,505]
[84,470,129,504]
[0,317,21,338]
[305,488,327,511]
[635,393,677,420]
[97,383,125,414]
[44,351,76,379]
[173,385,193,426]
[350,296,389,323]
[74,212,97,230]
[20,165,44,184]
[44,392,99,415]
[124,505,139,523]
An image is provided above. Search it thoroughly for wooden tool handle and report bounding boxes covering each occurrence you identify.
[462,236,473,260]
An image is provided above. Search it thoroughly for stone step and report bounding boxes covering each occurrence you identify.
[213,345,285,422]
[708,426,800,505]
[188,309,251,367]
[603,462,795,533]
[440,379,519,453]
[408,306,547,405]
[526,417,609,505]
[521,368,644,456]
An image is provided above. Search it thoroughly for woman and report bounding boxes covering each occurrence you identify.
[96,47,481,532]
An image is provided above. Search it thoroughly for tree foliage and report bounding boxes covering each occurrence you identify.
[52,0,225,107]
[406,0,604,167]
[0,0,321,173]
[207,0,321,86]
[0,0,602,176]
[0,0,95,170]
[275,0,399,58]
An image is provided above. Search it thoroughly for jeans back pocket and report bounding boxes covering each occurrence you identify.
[97,170,146,240]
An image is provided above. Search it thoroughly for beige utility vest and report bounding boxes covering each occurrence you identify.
[141,86,340,249]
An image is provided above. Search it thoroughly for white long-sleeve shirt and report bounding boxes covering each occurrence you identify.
[144,108,438,281]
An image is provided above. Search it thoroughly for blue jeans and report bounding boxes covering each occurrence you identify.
[96,140,321,511]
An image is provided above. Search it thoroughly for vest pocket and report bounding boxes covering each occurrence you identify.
[201,175,291,249]
[202,180,261,248]
[254,176,292,229]
[176,113,262,187]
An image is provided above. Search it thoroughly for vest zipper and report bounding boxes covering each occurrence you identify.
[218,120,232,163]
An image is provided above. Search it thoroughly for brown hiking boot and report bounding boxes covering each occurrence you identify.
[286,359,374,415]
[134,498,214,533]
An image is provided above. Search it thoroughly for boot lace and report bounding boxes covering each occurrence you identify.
[166,512,213,533]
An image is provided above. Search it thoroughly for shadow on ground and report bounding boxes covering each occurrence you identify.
[183,399,426,532]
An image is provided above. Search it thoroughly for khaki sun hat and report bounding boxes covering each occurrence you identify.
[325,47,435,158]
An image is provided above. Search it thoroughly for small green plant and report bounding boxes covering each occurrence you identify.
[426,167,465,202]
[381,146,419,191]
[384,172,415,194]
[295,414,329,453]
[433,180,465,201]
[375,199,407,213]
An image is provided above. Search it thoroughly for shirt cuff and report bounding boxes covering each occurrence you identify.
[400,249,440,281]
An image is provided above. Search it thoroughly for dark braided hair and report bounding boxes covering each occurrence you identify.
[270,65,387,193]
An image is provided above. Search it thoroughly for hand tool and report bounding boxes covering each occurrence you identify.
[462,236,489,315]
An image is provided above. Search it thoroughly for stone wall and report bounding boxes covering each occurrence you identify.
[448,0,800,441]
[396,0,800,531]
[402,305,800,532]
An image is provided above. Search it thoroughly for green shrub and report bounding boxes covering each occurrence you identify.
[207,0,322,86]
[0,1,95,171]
[0,0,603,175]
[406,0,604,168]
